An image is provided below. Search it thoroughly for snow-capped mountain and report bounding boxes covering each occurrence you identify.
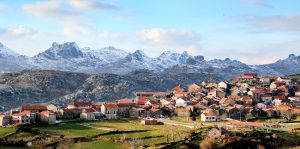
[0,42,21,58]
[0,42,30,73]
[0,41,299,79]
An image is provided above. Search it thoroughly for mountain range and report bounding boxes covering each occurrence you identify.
[0,42,300,111]
[0,42,300,77]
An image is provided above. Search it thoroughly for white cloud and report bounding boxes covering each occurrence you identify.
[98,31,130,42]
[0,3,7,9]
[237,15,300,32]
[137,28,200,46]
[68,0,119,10]
[22,0,77,17]
[241,0,271,7]
[0,25,38,39]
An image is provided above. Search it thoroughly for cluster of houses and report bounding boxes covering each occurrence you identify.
[1,73,300,127]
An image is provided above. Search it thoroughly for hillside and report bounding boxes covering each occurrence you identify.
[0,70,213,111]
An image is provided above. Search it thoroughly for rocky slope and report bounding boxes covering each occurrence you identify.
[0,70,212,111]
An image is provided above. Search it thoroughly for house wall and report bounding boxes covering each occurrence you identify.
[201,114,217,122]
[0,116,10,126]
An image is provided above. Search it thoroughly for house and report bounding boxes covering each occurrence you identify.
[0,115,10,126]
[175,98,187,107]
[11,111,31,125]
[145,100,159,106]
[141,118,158,125]
[207,89,217,99]
[80,108,97,121]
[39,111,56,125]
[207,127,228,137]
[101,103,118,119]
[270,81,285,90]
[261,94,273,105]
[66,102,92,109]
[149,108,162,118]
[188,83,202,94]
[21,105,47,113]
[229,95,241,101]
[251,90,265,102]
[46,104,58,112]
[201,109,218,122]
[173,85,184,93]
[218,81,227,89]
[219,98,235,106]
[160,98,171,106]
[137,97,150,106]
[260,77,271,85]
[296,89,300,97]
[59,109,81,119]
[117,99,137,118]
[241,96,253,104]
[92,102,104,111]
[175,107,191,117]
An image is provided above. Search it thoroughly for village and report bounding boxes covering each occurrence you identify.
[1,73,300,148]
[1,73,300,126]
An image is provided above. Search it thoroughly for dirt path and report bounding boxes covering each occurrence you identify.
[78,124,115,131]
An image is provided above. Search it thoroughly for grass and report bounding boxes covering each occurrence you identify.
[0,127,16,137]
[71,139,127,149]
[33,122,108,138]
[289,74,300,79]
[84,119,193,145]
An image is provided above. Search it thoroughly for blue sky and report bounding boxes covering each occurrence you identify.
[0,0,299,64]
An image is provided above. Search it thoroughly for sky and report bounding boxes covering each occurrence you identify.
[0,0,299,64]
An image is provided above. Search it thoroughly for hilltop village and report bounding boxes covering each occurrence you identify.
[1,73,300,126]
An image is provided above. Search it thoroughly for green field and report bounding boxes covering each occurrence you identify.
[1,119,194,148]
[85,119,193,145]
[33,122,108,138]
[289,74,300,79]
[71,139,127,149]
[0,127,16,137]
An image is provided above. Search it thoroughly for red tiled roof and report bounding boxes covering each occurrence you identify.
[40,111,55,115]
[12,111,31,116]
[175,107,191,112]
[242,96,252,102]
[277,85,286,92]
[173,85,182,91]
[202,109,217,116]
[103,103,118,109]
[150,108,160,113]
[137,97,149,105]
[229,95,240,99]
[84,108,97,113]
[252,90,265,94]
[118,98,134,104]
[21,105,47,111]
[275,105,291,111]
[146,100,158,105]
[220,98,234,104]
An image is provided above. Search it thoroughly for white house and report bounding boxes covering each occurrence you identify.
[101,103,118,119]
[218,81,227,89]
[201,109,218,122]
[296,89,300,97]
[80,108,97,121]
[175,98,187,107]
